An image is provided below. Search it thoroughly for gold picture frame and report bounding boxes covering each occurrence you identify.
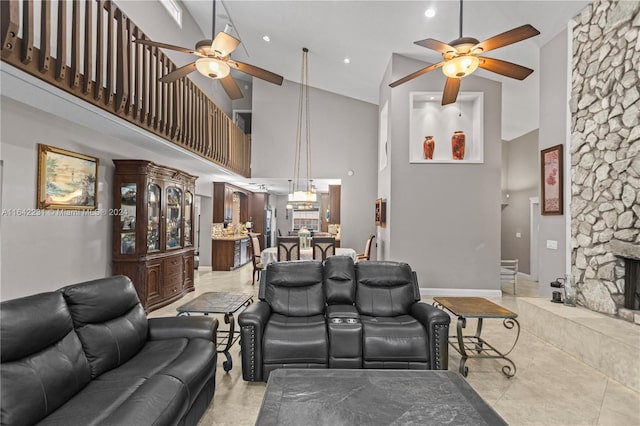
[37,144,98,210]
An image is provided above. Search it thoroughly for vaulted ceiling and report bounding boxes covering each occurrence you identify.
[183,0,591,141]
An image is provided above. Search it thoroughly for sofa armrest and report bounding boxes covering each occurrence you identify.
[238,301,271,382]
[148,316,218,342]
[410,302,450,370]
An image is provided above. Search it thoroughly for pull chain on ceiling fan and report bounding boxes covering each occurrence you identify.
[390,0,540,105]
[133,0,283,100]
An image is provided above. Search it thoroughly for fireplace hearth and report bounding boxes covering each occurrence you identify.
[624,258,640,310]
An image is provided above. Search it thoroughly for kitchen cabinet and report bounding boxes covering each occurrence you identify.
[328,184,341,224]
[112,160,196,312]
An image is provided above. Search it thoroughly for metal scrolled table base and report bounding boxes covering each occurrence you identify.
[433,297,520,378]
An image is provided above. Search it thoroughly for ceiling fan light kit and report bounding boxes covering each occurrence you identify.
[390,0,539,105]
[195,57,231,79]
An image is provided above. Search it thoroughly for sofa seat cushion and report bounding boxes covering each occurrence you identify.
[38,374,189,426]
[98,338,216,407]
[263,314,328,364]
[360,315,429,362]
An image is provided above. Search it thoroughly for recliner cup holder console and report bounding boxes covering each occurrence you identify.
[328,311,362,368]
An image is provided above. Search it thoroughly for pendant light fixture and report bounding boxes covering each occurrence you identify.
[288,47,317,205]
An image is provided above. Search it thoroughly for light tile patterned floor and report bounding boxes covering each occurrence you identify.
[149,266,640,426]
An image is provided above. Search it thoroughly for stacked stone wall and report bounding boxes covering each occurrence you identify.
[570,0,640,315]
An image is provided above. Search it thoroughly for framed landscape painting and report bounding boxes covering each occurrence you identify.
[37,144,98,210]
[541,144,563,215]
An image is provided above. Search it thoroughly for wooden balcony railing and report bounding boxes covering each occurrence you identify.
[1,0,251,177]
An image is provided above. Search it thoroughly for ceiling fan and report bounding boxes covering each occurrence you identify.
[390,0,540,105]
[133,1,283,100]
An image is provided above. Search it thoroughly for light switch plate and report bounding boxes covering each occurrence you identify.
[546,240,558,250]
[516,232,522,238]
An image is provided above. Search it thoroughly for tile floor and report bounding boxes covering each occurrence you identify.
[149,265,640,426]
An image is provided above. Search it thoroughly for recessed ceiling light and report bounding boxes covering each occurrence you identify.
[262,35,271,42]
[425,8,436,18]
[343,58,350,64]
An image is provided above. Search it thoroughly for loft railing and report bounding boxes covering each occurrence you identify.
[1,0,251,177]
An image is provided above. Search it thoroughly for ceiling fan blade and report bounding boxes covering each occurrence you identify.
[133,39,199,55]
[229,60,284,85]
[389,62,444,88]
[159,62,197,83]
[211,32,241,56]
[479,57,534,80]
[471,24,540,54]
[219,75,243,100]
[414,38,457,54]
[442,78,461,105]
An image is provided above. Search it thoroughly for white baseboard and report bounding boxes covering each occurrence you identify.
[420,288,503,298]
[196,266,212,272]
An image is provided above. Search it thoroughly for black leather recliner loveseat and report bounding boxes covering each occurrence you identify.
[238,257,451,382]
[0,276,218,426]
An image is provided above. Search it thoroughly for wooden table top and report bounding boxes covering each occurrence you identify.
[433,297,517,319]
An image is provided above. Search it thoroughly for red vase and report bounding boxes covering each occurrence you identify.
[452,131,466,160]
[423,136,435,160]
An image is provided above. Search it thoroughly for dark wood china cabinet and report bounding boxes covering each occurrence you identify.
[112,160,197,312]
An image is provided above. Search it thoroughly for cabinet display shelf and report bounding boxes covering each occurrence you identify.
[409,91,484,164]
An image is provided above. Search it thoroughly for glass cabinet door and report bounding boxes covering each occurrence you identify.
[184,191,193,246]
[120,183,137,254]
[166,187,182,249]
[147,183,161,252]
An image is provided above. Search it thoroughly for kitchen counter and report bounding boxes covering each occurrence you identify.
[211,236,252,271]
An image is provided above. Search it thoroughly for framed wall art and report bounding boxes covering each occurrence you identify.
[37,144,98,210]
[540,144,563,215]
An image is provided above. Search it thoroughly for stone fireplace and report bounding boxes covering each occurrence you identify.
[570,0,640,323]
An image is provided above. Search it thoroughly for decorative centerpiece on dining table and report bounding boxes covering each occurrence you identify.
[299,227,311,249]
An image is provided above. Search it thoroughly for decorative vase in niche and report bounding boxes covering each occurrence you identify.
[451,130,466,160]
[423,136,435,160]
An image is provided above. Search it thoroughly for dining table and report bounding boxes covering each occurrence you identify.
[260,246,358,266]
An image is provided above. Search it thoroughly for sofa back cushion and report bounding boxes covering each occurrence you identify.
[61,275,148,378]
[324,256,356,305]
[355,261,419,316]
[1,291,91,426]
[262,261,325,316]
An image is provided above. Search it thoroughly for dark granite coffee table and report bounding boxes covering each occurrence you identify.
[256,369,506,426]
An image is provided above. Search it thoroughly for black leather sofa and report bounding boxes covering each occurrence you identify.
[239,257,450,382]
[0,276,218,426]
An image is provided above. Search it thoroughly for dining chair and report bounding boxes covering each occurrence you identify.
[312,237,336,261]
[357,234,376,261]
[250,235,264,285]
[277,236,300,261]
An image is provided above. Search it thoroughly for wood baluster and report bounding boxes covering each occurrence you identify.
[105,0,114,105]
[114,8,128,113]
[162,55,169,134]
[1,0,19,59]
[175,78,183,141]
[94,0,103,101]
[148,46,156,128]
[70,0,80,88]
[196,90,202,153]
[82,0,92,94]
[132,27,139,119]
[125,16,133,115]
[21,0,33,64]
[141,35,148,124]
[55,0,66,81]
[154,50,161,129]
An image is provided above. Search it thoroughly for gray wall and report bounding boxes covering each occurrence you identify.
[251,79,378,251]
[383,54,503,292]
[538,28,570,298]
[501,129,539,274]
[1,100,113,299]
